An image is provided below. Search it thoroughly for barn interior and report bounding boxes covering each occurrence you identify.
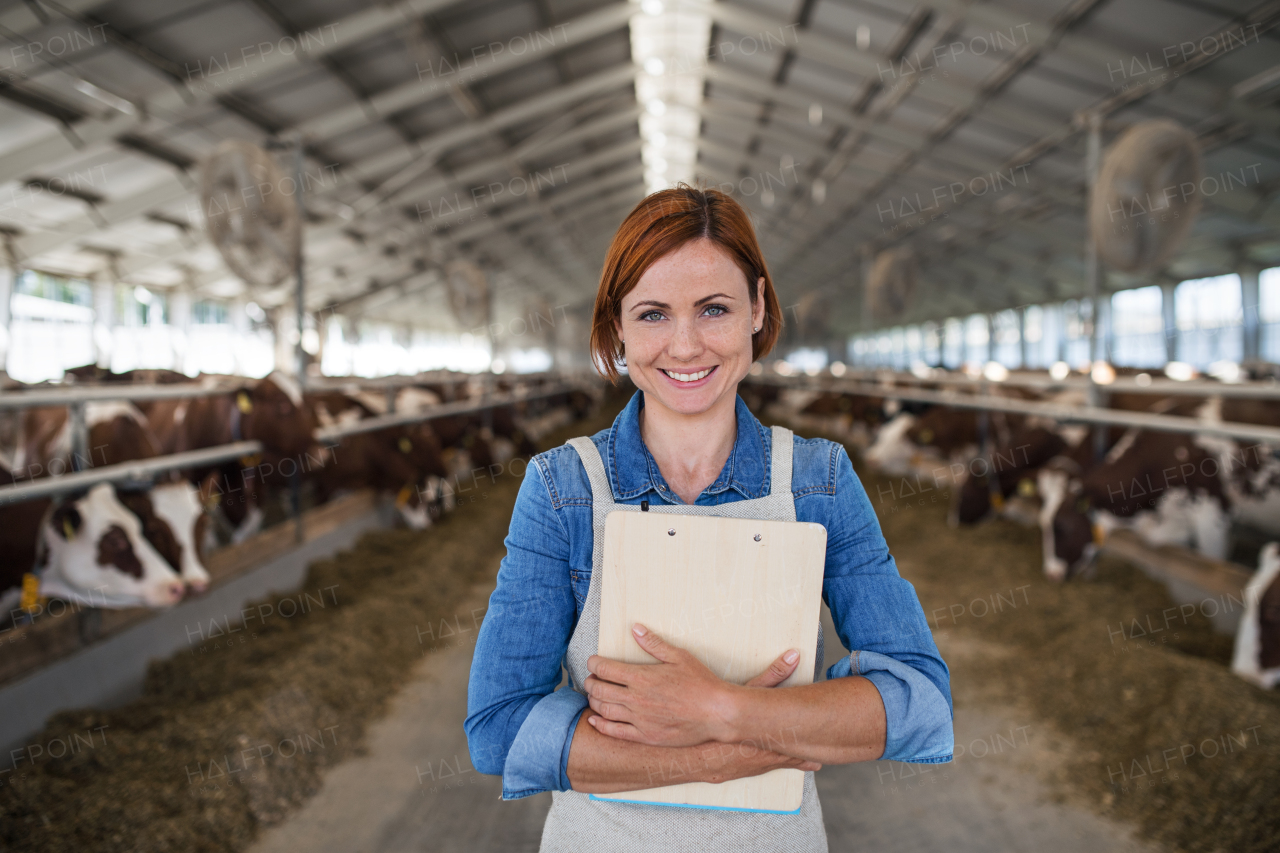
[0,0,1278,851]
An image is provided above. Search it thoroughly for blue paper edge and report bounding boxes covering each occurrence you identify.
[588,794,801,815]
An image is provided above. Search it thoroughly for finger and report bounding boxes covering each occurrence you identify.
[745,649,800,688]
[584,676,630,706]
[586,654,631,685]
[587,694,632,723]
[587,715,645,743]
[631,623,682,663]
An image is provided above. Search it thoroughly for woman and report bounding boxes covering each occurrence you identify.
[466,186,952,852]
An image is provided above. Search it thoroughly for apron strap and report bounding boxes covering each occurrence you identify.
[567,436,614,505]
[768,425,794,499]
[567,436,617,572]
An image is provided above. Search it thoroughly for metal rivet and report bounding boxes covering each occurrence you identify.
[754,534,762,542]
[668,528,676,536]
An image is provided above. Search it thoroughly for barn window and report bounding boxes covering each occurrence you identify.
[1110,286,1165,368]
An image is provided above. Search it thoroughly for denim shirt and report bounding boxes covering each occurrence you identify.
[465,391,953,800]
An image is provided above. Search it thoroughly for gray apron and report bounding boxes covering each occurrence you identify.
[540,426,828,852]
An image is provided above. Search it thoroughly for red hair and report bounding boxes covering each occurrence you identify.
[590,184,782,382]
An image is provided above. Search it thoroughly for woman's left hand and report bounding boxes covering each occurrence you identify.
[584,623,799,747]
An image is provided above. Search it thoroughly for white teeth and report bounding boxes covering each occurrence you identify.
[663,368,711,383]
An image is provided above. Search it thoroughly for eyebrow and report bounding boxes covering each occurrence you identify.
[629,293,737,311]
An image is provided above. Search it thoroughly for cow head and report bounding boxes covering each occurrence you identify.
[1037,466,1097,581]
[38,485,186,608]
[397,425,449,479]
[236,372,317,457]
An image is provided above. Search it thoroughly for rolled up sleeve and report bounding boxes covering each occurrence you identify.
[464,461,586,799]
[807,445,954,764]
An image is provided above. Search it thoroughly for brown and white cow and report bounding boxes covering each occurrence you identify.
[1231,542,1280,689]
[950,424,1084,527]
[865,406,1017,480]
[37,485,188,608]
[143,372,318,541]
[306,391,445,529]
[1,484,187,620]
[16,401,163,477]
[1037,430,1233,581]
[8,404,214,592]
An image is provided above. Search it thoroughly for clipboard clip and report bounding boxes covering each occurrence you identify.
[640,499,649,512]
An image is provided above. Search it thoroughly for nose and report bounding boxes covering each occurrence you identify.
[186,577,209,595]
[667,317,704,361]
[165,581,186,603]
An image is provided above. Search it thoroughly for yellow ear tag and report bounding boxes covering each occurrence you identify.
[62,517,77,540]
[1018,477,1037,497]
[990,492,1005,511]
[398,437,412,453]
[1092,523,1107,545]
[395,485,413,508]
[236,392,253,414]
[21,573,41,613]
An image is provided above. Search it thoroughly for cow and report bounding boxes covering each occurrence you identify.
[142,372,318,541]
[1232,542,1280,689]
[6,404,214,592]
[788,391,890,448]
[16,401,163,478]
[306,392,445,528]
[1,483,187,622]
[143,371,315,459]
[864,405,1020,481]
[1037,430,1232,581]
[36,485,188,609]
[951,424,1081,527]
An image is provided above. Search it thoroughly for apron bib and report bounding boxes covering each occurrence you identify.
[540,425,828,853]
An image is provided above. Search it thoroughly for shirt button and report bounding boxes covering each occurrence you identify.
[658,485,666,490]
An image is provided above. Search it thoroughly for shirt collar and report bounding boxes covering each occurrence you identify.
[606,390,769,503]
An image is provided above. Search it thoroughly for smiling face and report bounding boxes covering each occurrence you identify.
[617,238,765,418]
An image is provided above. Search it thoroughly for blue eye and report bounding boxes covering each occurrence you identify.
[640,310,664,322]
[704,305,727,316]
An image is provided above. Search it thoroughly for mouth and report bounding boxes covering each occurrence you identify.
[659,366,717,386]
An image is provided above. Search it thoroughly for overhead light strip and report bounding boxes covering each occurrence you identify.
[630,0,712,194]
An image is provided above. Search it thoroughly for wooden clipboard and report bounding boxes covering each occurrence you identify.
[590,510,827,814]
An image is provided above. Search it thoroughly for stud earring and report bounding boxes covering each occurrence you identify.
[753,326,760,333]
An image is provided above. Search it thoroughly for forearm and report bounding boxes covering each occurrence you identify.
[565,713,814,794]
[566,714,712,793]
[722,675,886,766]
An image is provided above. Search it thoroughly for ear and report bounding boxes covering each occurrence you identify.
[753,279,767,331]
[51,503,83,540]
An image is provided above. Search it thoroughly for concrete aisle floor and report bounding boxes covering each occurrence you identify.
[249,584,1165,853]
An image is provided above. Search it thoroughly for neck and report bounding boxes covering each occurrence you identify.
[639,387,739,504]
